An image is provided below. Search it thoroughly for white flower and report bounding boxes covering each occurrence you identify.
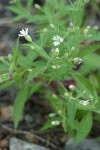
[19,28,29,37]
[78,58,82,64]
[18,28,32,42]
[83,100,90,106]
[52,35,63,46]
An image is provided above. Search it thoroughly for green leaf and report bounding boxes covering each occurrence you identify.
[72,73,98,99]
[67,100,77,128]
[0,64,9,73]
[88,31,100,41]
[13,85,29,128]
[26,65,47,83]
[62,116,68,133]
[40,117,61,131]
[28,82,41,97]
[17,56,33,68]
[75,112,93,143]
[26,0,33,10]
[13,82,41,128]
[58,82,69,95]
[14,69,26,87]
[24,43,50,60]
[12,39,19,68]
[6,6,23,14]
[27,15,47,23]
[0,80,14,90]
[27,50,38,62]
[79,44,100,57]
[83,53,100,68]
[46,92,62,112]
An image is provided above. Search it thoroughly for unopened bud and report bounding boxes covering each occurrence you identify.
[52,65,57,69]
[30,46,35,49]
[51,120,60,126]
[73,57,82,65]
[34,4,41,10]
[8,54,12,62]
[49,113,55,117]
[64,53,68,58]
[64,92,68,96]
[25,35,32,42]
[43,28,48,33]
[52,94,57,98]
[0,57,4,62]
[93,26,99,30]
[83,28,88,34]
[69,22,73,27]
[84,0,89,3]
[50,24,55,29]
[87,26,91,29]
[53,48,59,57]
[82,100,90,105]
[71,47,75,51]
[69,85,75,91]
[88,34,92,38]
[27,69,32,72]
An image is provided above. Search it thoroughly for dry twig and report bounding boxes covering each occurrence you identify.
[0,124,61,150]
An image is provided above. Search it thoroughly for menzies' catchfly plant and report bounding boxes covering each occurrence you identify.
[1,0,100,144]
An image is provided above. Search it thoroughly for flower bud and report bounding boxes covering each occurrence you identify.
[83,28,88,34]
[71,47,75,51]
[69,22,73,27]
[84,0,89,3]
[34,4,41,10]
[30,46,35,49]
[69,85,75,91]
[52,94,57,98]
[53,48,59,57]
[43,28,48,33]
[82,100,90,105]
[51,120,60,126]
[27,69,32,72]
[87,26,91,29]
[73,57,82,65]
[50,24,55,29]
[25,35,32,42]
[64,92,68,96]
[52,65,57,69]
[93,26,99,30]
[88,34,92,38]
[64,53,68,58]
[8,54,12,62]
[49,113,55,117]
